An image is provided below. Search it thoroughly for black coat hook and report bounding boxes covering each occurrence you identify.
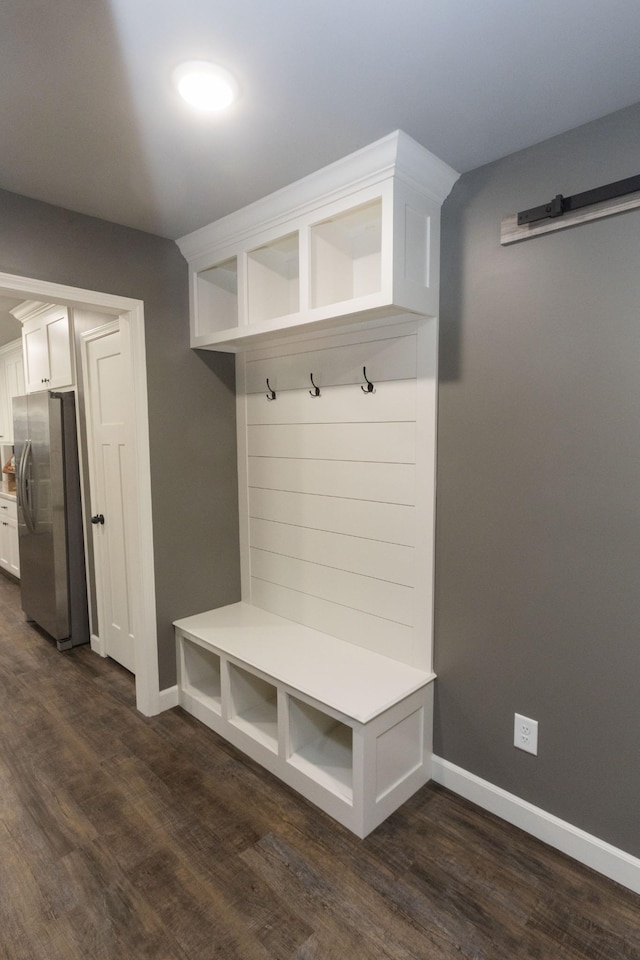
[309,373,321,397]
[266,378,276,401]
[361,366,375,394]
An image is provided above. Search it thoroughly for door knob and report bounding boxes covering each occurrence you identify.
[91,513,105,525]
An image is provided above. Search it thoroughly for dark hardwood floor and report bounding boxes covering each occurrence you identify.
[1,574,638,959]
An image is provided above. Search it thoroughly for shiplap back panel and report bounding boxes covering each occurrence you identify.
[246,379,416,425]
[248,489,416,545]
[244,334,416,395]
[250,579,416,663]
[249,518,415,584]
[237,320,435,670]
[247,422,416,462]
[247,458,416,505]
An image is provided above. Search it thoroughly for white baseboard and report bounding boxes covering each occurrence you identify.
[157,684,179,711]
[432,756,640,896]
[90,633,106,657]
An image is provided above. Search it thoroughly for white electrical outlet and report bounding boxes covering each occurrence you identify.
[514,713,538,755]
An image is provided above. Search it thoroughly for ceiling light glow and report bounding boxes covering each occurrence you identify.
[173,61,238,112]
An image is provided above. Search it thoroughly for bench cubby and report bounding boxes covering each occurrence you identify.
[180,636,221,712]
[286,695,354,801]
[228,662,279,753]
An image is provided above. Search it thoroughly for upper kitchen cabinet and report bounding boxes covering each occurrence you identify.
[12,301,74,393]
[177,131,459,351]
[0,339,25,444]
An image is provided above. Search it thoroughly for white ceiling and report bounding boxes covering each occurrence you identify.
[1,0,640,241]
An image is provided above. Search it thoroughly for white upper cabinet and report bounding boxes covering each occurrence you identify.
[13,302,74,393]
[177,131,459,351]
[0,495,19,579]
[0,339,25,443]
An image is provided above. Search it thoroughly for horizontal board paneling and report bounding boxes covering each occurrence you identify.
[236,328,433,668]
[247,422,415,464]
[250,548,413,626]
[250,578,415,664]
[244,335,416,394]
[246,379,416,425]
[242,316,423,362]
[249,518,414,585]
[249,489,415,545]
[248,458,415,504]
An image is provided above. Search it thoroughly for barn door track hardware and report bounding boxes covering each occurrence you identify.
[517,173,640,226]
[502,172,640,245]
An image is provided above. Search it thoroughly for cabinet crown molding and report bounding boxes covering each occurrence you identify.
[176,130,459,263]
[9,300,58,323]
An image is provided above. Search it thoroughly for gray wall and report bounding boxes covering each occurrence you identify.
[0,189,240,688]
[435,101,640,857]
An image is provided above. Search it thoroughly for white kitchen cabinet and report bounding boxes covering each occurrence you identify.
[13,301,74,393]
[0,339,25,443]
[177,130,458,352]
[0,495,19,578]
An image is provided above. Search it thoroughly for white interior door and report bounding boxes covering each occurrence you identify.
[83,322,136,673]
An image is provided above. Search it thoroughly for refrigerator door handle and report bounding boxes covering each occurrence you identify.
[20,440,36,534]
[16,440,27,510]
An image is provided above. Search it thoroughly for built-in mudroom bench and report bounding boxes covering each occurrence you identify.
[175,131,459,837]
[175,602,434,837]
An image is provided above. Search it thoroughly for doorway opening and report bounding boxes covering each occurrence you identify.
[0,270,159,715]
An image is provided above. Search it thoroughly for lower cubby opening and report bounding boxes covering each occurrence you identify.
[182,638,222,712]
[287,696,353,802]
[228,663,278,753]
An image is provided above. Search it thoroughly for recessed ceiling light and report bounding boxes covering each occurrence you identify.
[172,60,238,113]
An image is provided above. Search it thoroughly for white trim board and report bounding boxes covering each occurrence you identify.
[0,270,160,717]
[432,757,640,896]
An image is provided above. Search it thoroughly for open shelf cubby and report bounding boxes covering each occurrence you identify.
[228,663,278,753]
[310,198,382,309]
[180,131,458,349]
[247,232,299,324]
[196,256,239,335]
[287,696,353,802]
[181,638,222,713]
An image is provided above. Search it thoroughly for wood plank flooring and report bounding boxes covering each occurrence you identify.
[0,573,638,959]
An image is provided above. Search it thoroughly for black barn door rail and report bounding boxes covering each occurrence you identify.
[518,174,640,226]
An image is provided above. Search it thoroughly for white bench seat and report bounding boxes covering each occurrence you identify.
[174,601,434,723]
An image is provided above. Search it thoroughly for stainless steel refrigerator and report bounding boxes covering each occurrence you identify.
[13,391,89,650]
